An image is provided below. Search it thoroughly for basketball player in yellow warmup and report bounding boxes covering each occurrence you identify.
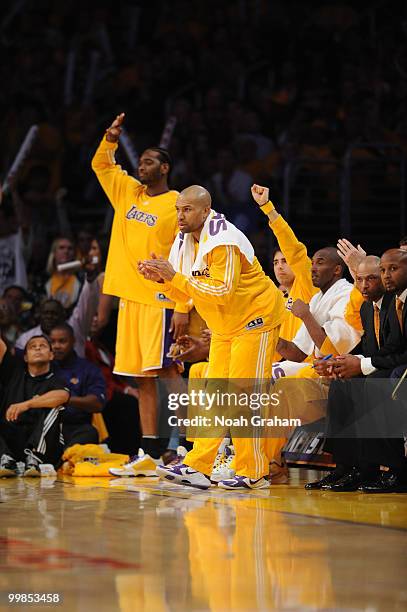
[252,183,318,482]
[251,185,318,354]
[139,185,286,490]
[92,113,189,474]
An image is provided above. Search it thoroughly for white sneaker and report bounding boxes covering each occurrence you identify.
[156,462,212,489]
[0,454,18,478]
[23,449,43,477]
[108,454,159,477]
[218,475,270,490]
[210,445,235,482]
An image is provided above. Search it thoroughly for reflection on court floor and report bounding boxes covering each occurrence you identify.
[0,474,406,611]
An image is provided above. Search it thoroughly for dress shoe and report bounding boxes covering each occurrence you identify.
[360,471,407,494]
[328,468,366,492]
[305,470,346,490]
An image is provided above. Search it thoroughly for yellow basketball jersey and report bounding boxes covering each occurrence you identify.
[92,136,180,307]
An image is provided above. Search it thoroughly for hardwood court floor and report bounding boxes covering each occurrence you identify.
[0,471,406,612]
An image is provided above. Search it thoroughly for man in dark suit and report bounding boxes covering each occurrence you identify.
[356,249,407,492]
[306,250,407,492]
[305,255,404,491]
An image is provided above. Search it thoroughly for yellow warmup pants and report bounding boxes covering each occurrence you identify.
[184,326,279,480]
[188,361,209,380]
[265,362,320,463]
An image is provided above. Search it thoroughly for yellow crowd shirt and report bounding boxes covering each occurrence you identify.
[161,245,286,337]
[91,136,186,310]
[270,215,318,358]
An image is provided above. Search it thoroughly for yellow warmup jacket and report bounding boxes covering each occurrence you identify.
[344,285,364,334]
[162,245,286,337]
[91,136,187,311]
[317,284,365,356]
[270,215,318,358]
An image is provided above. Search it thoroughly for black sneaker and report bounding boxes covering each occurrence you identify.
[305,469,346,490]
[0,454,18,478]
[24,449,43,477]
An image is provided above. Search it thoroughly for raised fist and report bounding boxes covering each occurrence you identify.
[251,184,269,207]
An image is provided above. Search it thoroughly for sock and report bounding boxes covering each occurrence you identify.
[179,436,193,452]
[141,436,160,459]
[141,437,170,459]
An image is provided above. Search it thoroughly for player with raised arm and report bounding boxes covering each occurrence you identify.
[92,113,189,471]
[251,184,318,481]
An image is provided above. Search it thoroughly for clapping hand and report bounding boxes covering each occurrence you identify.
[139,253,176,281]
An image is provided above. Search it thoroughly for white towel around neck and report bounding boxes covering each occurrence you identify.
[169,209,255,276]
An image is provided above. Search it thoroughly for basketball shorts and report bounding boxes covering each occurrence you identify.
[114,299,175,377]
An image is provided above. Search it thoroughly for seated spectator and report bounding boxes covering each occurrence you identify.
[15,262,100,358]
[45,237,81,309]
[50,323,106,449]
[0,334,69,477]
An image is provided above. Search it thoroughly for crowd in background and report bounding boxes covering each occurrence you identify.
[1,0,407,290]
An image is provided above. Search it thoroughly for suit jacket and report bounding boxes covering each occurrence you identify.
[358,292,395,357]
[370,292,407,369]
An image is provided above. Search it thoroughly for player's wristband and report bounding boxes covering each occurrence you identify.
[259,200,275,215]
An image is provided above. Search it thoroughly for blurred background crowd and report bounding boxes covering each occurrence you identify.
[0,0,406,358]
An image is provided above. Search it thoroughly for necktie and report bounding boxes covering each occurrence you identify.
[396,297,404,332]
[373,304,380,347]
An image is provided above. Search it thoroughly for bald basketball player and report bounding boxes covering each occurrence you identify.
[139,185,287,490]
